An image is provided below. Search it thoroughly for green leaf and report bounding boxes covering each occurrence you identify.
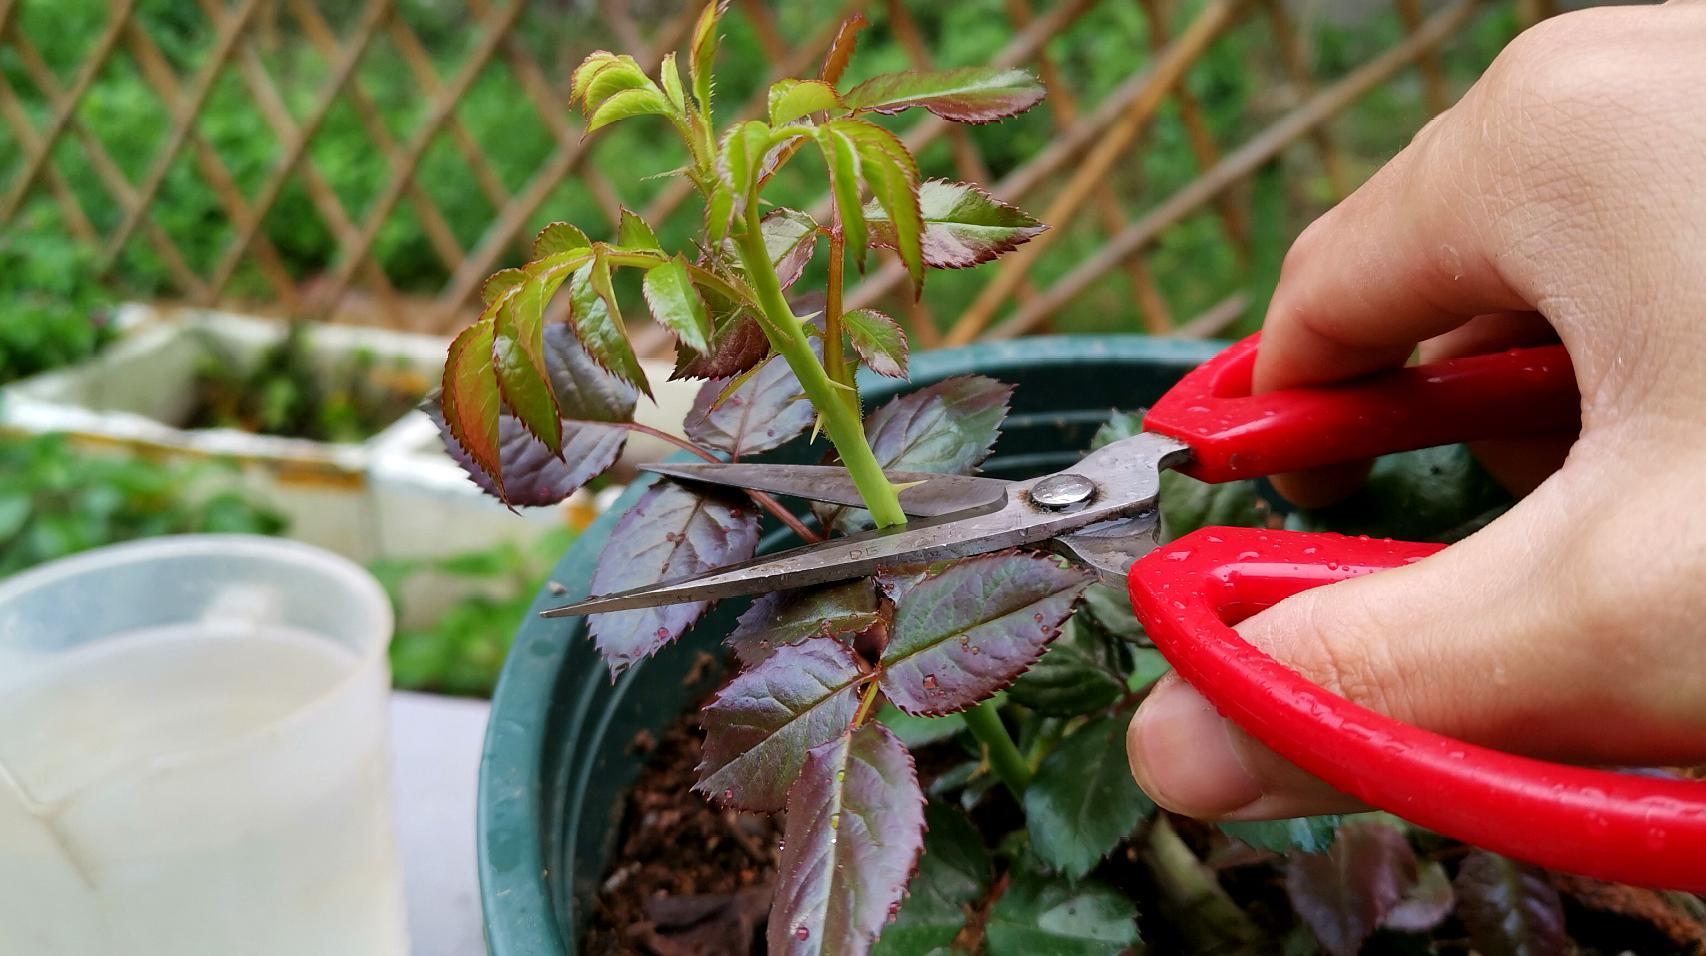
[689,0,726,110]
[842,66,1045,124]
[480,267,526,306]
[1007,616,1128,716]
[532,222,590,259]
[1284,821,1419,956]
[1218,815,1342,855]
[831,119,923,292]
[570,51,620,104]
[986,860,1139,956]
[705,182,736,244]
[1091,410,1144,450]
[865,179,1045,270]
[757,207,819,290]
[578,54,652,110]
[585,87,671,135]
[878,551,1090,716]
[587,482,759,673]
[873,802,988,956]
[877,706,965,750]
[768,78,844,125]
[490,291,561,452]
[816,127,867,268]
[1079,583,1147,645]
[641,255,712,353]
[617,207,660,250]
[842,308,907,379]
[1285,444,1514,543]
[1452,852,1567,956]
[659,51,686,112]
[696,639,866,812]
[718,119,772,197]
[728,579,889,668]
[1024,708,1154,879]
[439,318,504,498]
[566,257,651,397]
[769,723,925,956]
[1159,470,1266,541]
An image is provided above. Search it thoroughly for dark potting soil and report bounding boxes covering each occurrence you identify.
[585,700,1706,955]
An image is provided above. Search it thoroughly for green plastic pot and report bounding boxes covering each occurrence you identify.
[478,334,1224,953]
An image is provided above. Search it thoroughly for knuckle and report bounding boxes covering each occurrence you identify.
[1243,585,1423,721]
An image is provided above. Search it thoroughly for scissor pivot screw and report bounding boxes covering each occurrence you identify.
[1031,473,1095,509]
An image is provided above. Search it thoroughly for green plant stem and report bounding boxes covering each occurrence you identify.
[733,205,905,528]
[822,218,858,419]
[964,700,1030,796]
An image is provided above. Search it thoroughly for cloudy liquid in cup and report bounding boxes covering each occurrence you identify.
[0,622,407,955]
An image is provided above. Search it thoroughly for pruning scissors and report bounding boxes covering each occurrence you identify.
[544,333,1706,892]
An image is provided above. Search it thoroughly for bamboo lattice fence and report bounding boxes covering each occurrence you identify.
[0,0,1556,350]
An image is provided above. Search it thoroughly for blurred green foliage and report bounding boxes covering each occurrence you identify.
[0,433,287,576]
[372,526,576,697]
[2,0,1522,334]
[0,208,115,384]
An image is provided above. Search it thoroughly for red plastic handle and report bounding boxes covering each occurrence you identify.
[1144,333,1579,482]
[1129,528,1706,891]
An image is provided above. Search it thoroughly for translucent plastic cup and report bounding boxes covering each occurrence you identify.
[0,535,407,955]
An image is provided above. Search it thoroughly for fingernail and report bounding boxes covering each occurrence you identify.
[1128,679,1264,817]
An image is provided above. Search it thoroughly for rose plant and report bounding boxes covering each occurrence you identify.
[436,5,1703,953]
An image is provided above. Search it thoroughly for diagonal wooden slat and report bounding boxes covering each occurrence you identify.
[205,0,392,299]
[1396,0,1450,114]
[0,0,137,223]
[988,0,1479,340]
[434,1,700,319]
[0,76,96,242]
[312,0,528,317]
[1141,0,1248,256]
[207,0,402,316]
[945,0,1244,346]
[1007,0,1173,333]
[100,0,265,268]
[383,12,510,212]
[289,0,465,271]
[7,31,207,295]
[123,20,303,310]
[1259,0,1351,199]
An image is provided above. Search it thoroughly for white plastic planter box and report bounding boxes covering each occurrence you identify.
[0,306,699,598]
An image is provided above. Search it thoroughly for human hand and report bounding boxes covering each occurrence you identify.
[1127,2,1706,819]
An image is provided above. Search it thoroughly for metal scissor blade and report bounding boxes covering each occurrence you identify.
[642,462,1008,517]
[540,497,1020,618]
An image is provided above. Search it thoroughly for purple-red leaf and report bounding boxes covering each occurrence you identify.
[866,180,1045,270]
[841,308,907,379]
[542,323,638,423]
[1284,821,1418,956]
[1453,852,1568,956]
[696,639,866,812]
[817,375,1010,533]
[587,482,760,673]
[877,551,1089,716]
[842,67,1045,124]
[672,309,770,381]
[727,579,889,667]
[818,13,867,85]
[769,722,925,955]
[440,318,504,498]
[1384,860,1454,933]
[685,351,814,459]
[427,401,624,507]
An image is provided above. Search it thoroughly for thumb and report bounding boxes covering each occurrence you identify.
[1124,474,1706,820]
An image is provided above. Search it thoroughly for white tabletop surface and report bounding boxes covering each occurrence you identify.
[389,691,491,956]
